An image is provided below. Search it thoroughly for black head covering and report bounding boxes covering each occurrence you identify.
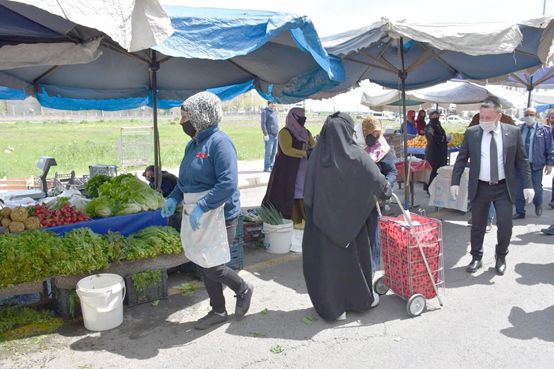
[304,112,387,247]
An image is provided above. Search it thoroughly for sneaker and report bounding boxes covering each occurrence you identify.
[235,283,254,319]
[549,201,554,209]
[194,311,228,330]
[371,293,380,308]
[336,312,347,321]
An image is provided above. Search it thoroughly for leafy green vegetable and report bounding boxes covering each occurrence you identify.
[0,306,64,342]
[259,203,284,225]
[0,226,181,288]
[126,226,182,261]
[131,270,163,293]
[303,316,318,325]
[86,174,164,218]
[177,282,198,296]
[86,197,112,218]
[84,175,112,199]
[270,345,284,354]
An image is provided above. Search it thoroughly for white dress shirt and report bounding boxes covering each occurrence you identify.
[479,124,506,182]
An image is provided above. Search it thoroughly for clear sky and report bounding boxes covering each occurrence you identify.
[161,0,551,111]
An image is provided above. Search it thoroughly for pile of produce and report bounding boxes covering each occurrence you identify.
[126,226,182,260]
[407,136,427,148]
[259,204,284,225]
[84,174,112,199]
[86,174,164,218]
[32,203,89,228]
[406,133,464,148]
[0,207,41,233]
[448,133,464,147]
[0,226,181,288]
[0,229,109,287]
[0,306,64,342]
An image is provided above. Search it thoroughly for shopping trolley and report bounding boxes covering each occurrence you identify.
[374,194,445,317]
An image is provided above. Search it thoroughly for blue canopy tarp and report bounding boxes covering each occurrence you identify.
[0,5,344,108]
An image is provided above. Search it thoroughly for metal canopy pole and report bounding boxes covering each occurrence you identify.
[527,76,534,108]
[150,50,162,192]
[398,37,410,209]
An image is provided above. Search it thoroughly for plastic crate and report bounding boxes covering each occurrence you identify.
[89,165,118,177]
[125,269,168,307]
[52,287,81,320]
[227,239,244,270]
[243,221,264,244]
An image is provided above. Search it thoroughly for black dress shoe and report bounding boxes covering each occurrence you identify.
[512,213,525,220]
[535,205,543,216]
[495,256,506,275]
[466,259,482,273]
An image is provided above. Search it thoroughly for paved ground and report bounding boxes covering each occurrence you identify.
[1,163,553,369]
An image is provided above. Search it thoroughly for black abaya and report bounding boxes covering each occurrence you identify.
[302,112,388,321]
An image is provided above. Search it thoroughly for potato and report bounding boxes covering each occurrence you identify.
[8,221,25,233]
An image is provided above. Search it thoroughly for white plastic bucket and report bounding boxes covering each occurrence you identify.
[76,273,126,331]
[263,220,293,254]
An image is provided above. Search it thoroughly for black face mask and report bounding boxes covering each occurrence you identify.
[430,117,440,124]
[365,135,378,147]
[293,113,307,126]
[181,120,197,138]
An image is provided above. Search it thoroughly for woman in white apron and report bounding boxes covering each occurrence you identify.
[161,91,253,330]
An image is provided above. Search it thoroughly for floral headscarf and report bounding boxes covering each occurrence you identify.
[182,91,223,132]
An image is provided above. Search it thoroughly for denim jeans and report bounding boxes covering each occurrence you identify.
[515,164,544,215]
[264,135,278,171]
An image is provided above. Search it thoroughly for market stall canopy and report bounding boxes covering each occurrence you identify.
[0,0,173,69]
[487,65,554,107]
[310,17,554,99]
[0,5,344,108]
[361,81,515,110]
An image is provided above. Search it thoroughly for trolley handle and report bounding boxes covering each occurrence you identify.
[374,193,412,227]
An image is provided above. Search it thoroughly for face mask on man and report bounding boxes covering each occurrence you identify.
[429,117,439,124]
[523,116,536,127]
[181,120,197,138]
[365,134,378,147]
[479,121,496,133]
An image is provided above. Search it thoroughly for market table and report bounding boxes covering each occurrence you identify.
[407,146,460,165]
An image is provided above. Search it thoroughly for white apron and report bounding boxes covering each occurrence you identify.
[180,191,230,268]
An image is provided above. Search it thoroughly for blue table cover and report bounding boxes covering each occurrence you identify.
[407,147,460,155]
[46,210,167,236]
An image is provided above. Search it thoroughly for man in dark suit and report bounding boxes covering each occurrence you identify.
[450,97,533,275]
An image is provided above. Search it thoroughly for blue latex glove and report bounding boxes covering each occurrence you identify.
[161,198,177,218]
[189,206,205,231]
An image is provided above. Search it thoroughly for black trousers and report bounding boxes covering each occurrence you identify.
[201,217,246,314]
[470,181,513,260]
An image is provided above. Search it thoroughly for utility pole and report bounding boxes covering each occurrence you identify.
[544,0,547,16]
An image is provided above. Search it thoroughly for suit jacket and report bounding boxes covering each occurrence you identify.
[451,123,532,203]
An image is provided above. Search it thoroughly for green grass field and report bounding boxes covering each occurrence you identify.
[0,114,466,179]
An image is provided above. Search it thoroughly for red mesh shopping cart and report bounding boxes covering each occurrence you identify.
[374,194,445,316]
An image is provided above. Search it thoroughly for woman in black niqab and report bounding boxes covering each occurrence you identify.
[302,112,389,321]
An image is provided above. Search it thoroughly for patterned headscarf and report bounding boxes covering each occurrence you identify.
[182,91,223,132]
[362,116,390,163]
